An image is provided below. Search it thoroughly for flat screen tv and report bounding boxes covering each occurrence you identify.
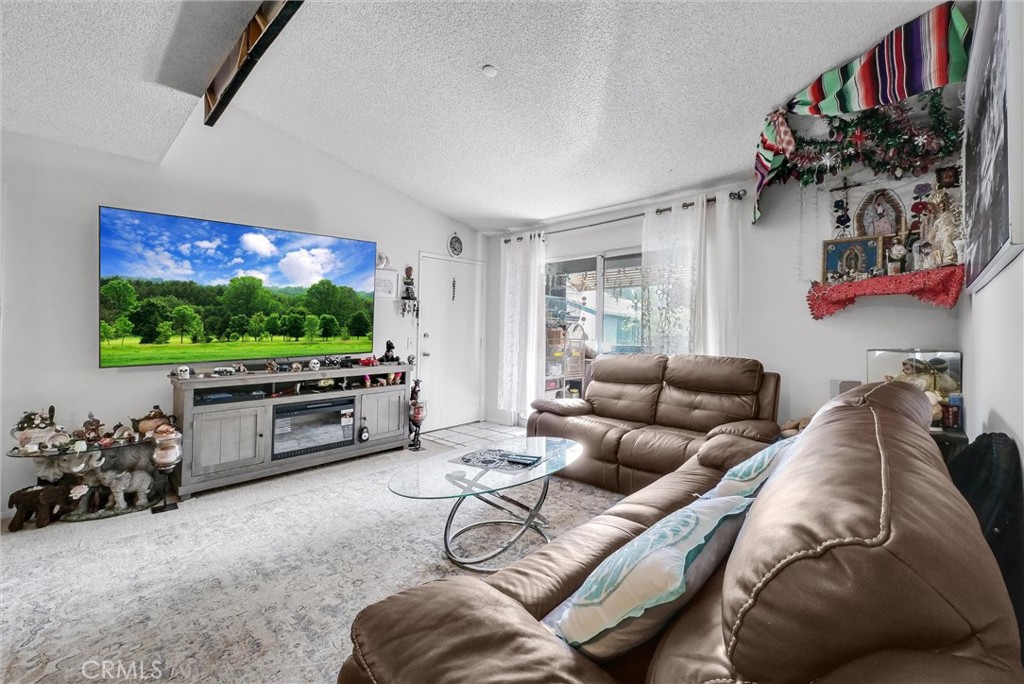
[99,206,376,368]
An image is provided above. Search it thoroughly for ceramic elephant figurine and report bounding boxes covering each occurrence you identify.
[96,469,154,510]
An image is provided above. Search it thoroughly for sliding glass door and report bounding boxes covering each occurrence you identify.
[543,253,641,398]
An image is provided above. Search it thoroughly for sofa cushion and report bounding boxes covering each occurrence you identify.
[344,576,617,684]
[586,353,667,424]
[553,496,751,661]
[663,355,764,395]
[655,356,764,432]
[616,425,706,493]
[720,385,1022,682]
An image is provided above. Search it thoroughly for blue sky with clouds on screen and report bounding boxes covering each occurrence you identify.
[99,207,376,292]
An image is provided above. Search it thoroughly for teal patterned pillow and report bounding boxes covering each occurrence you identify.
[552,495,751,660]
[702,434,799,499]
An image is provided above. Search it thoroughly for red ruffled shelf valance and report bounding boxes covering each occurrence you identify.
[806,264,965,320]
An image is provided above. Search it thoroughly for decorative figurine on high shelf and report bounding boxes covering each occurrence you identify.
[408,379,426,451]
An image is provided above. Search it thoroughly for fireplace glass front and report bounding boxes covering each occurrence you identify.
[272,397,356,460]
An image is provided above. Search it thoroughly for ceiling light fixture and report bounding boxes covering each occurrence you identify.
[481,64,498,78]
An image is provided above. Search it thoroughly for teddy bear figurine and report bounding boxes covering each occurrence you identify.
[6,479,76,532]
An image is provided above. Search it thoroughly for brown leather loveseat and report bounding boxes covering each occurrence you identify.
[339,381,1023,683]
[528,353,781,494]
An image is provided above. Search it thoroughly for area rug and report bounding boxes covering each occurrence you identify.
[0,440,621,683]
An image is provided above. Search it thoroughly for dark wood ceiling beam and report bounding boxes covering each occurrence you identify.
[203,1,303,127]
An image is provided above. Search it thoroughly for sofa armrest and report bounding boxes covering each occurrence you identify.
[696,433,774,471]
[340,576,617,684]
[530,398,594,417]
[706,419,780,443]
[813,649,1024,683]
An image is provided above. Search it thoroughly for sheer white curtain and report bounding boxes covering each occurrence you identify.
[497,232,546,416]
[641,196,705,355]
[642,189,743,357]
[695,190,742,356]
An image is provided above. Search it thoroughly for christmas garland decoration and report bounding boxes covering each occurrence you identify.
[771,88,961,188]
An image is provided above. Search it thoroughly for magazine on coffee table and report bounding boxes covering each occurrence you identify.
[449,448,546,473]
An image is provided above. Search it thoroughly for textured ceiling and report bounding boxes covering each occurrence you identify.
[3,1,944,228]
[1,1,259,163]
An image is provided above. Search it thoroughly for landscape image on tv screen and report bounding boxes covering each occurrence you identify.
[99,206,376,368]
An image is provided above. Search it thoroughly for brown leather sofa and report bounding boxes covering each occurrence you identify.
[339,381,1024,684]
[528,353,781,494]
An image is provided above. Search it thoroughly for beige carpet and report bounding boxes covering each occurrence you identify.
[0,439,621,684]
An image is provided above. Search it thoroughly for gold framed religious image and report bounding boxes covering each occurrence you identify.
[855,188,906,237]
[821,236,882,284]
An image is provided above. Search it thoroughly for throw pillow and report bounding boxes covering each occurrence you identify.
[551,495,752,660]
[702,435,798,499]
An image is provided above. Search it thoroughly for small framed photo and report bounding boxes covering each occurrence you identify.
[822,236,882,284]
[374,269,398,299]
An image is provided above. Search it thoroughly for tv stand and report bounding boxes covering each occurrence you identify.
[170,364,414,499]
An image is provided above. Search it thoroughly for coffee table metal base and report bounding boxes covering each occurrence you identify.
[443,475,551,573]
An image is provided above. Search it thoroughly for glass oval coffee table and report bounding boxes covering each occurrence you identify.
[389,436,581,572]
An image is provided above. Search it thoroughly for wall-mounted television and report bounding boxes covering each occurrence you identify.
[98,206,376,368]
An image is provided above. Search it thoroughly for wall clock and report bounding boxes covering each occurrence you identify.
[447,233,464,257]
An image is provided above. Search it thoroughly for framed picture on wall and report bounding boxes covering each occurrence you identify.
[854,189,906,237]
[374,269,398,299]
[963,0,1024,293]
[822,236,882,284]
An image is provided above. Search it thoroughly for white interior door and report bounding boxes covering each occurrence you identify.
[417,254,483,431]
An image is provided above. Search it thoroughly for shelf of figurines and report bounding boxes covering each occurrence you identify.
[806,264,965,320]
[5,405,182,531]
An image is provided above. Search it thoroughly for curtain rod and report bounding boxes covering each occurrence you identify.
[544,189,747,236]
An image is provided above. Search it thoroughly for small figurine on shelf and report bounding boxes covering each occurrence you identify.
[886,237,907,275]
[378,340,399,364]
[131,406,174,438]
[363,375,371,388]
[266,359,280,374]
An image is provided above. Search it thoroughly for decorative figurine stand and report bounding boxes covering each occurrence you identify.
[409,400,427,451]
[149,424,183,514]
[408,378,426,451]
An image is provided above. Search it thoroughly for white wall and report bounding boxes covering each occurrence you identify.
[741,184,961,421]
[960,253,1024,446]
[0,105,476,498]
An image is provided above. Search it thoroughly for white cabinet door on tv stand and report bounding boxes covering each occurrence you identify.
[362,389,407,439]
[191,406,268,477]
